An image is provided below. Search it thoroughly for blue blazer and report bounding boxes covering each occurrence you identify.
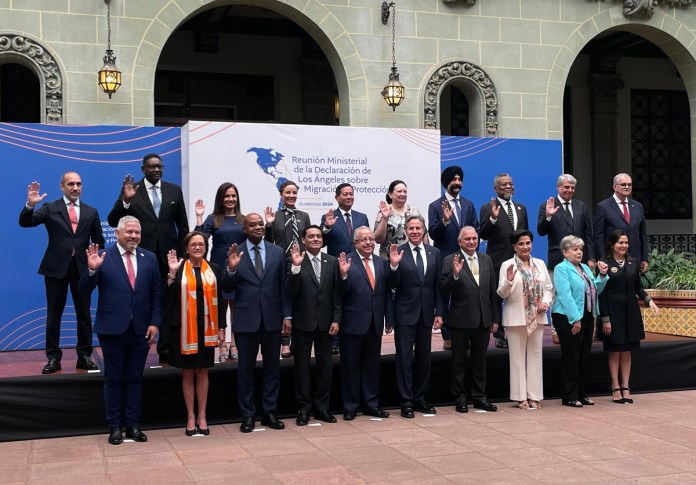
[593,196,649,263]
[390,243,443,326]
[551,259,607,324]
[320,209,369,257]
[79,245,162,335]
[223,241,291,332]
[341,251,393,336]
[428,195,479,259]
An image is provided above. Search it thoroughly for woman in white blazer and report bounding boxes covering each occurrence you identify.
[551,236,608,407]
[497,229,553,410]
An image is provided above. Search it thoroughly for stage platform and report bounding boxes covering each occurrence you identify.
[1,329,694,442]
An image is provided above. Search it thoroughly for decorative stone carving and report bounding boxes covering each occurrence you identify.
[423,61,498,137]
[600,0,693,18]
[0,34,63,123]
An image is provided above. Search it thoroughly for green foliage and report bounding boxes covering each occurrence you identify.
[641,248,696,290]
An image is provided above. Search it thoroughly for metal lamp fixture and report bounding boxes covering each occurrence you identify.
[98,0,121,98]
[381,1,404,111]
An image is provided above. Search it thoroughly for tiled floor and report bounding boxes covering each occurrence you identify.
[4,390,696,484]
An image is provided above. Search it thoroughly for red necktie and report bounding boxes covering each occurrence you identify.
[125,251,136,289]
[621,201,630,224]
[68,202,78,233]
[363,257,375,290]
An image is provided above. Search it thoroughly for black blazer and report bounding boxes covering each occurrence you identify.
[479,199,529,268]
[286,252,343,332]
[265,208,312,253]
[19,199,104,278]
[107,179,189,262]
[593,197,649,263]
[537,197,594,270]
[440,251,500,329]
[597,257,648,344]
[390,243,443,326]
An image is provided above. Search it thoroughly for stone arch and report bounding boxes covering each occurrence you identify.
[132,0,364,125]
[0,34,63,124]
[422,60,498,137]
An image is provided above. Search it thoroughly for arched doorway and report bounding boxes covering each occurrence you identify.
[0,62,40,122]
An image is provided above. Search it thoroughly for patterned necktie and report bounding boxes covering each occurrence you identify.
[621,201,630,224]
[506,201,515,228]
[345,212,353,237]
[312,256,321,284]
[564,202,573,220]
[68,201,78,233]
[469,256,479,285]
[453,198,462,225]
[253,245,263,277]
[414,246,425,280]
[151,185,161,218]
[125,251,136,289]
[284,207,299,252]
[363,257,375,290]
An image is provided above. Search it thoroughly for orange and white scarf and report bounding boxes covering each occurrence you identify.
[180,259,218,355]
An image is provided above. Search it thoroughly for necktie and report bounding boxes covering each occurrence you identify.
[312,256,321,284]
[621,201,630,223]
[68,201,78,233]
[151,185,161,218]
[564,202,573,220]
[453,198,462,225]
[125,251,136,289]
[506,201,515,228]
[284,208,299,253]
[253,245,263,277]
[469,256,479,285]
[345,212,353,237]
[414,246,425,280]
[363,257,375,290]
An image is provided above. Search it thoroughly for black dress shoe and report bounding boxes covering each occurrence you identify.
[580,397,595,406]
[296,411,309,426]
[240,416,254,433]
[400,406,415,419]
[473,400,497,412]
[315,410,337,423]
[42,359,61,374]
[331,344,340,355]
[76,358,98,371]
[343,411,357,421]
[197,425,210,436]
[363,407,390,418]
[125,426,148,442]
[158,351,169,364]
[455,402,468,413]
[108,427,122,445]
[413,403,436,414]
[261,413,285,430]
[185,427,197,436]
[494,338,508,349]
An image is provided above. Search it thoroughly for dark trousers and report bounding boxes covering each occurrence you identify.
[339,320,382,412]
[450,325,491,403]
[552,311,593,402]
[44,257,93,361]
[235,324,281,417]
[492,269,506,340]
[98,322,150,428]
[394,318,432,405]
[292,328,333,412]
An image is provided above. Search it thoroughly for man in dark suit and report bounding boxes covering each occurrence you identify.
[287,225,349,425]
[440,226,500,413]
[427,166,479,351]
[388,215,443,418]
[80,216,161,445]
[479,173,528,348]
[19,172,104,374]
[594,173,649,273]
[340,226,398,420]
[224,213,292,433]
[107,153,189,361]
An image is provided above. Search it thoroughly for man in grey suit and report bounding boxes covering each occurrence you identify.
[440,226,500,413]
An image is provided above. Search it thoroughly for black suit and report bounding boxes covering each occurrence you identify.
[19,198,104,361]
[537,197,594,270]
[390,243,443,406]
[286,252,343,413]
[440,251,500,403]
[593,196,649,263]
[265,208,312,254]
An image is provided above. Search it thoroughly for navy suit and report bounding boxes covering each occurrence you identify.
[390,243,443,406]
[79,245,162,428]
[428,195,479,259]
[537,197,594,270]
[20,198,104,361]
[223,240,291,417]
[340,251,393,413]
[593,197,649,263]
[320,209,370,256]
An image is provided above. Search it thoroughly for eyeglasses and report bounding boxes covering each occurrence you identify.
[145,164,164,170]
[355,237,376,243]
[616,183,632,187]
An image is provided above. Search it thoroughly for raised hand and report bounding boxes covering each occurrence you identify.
[338,251,351,276]
[122,174,138,202]
[441,200,453,223]
[226,243,243,271]
[379,200,392,219]
[167,249,183,274]
[490,197,500,219]
[546,197,559,217]
[452,253,464,277]
[85,243,106,270]
[289,243,305,267]
[264,206,276,225]
[506,264,516,282]
[324,208,336,228]
[596,260,608,276]
[389,243,404,266]
[26,181,47,208]
[194,199,206,217]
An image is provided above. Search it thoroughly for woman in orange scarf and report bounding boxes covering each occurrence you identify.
[165,231,227,435]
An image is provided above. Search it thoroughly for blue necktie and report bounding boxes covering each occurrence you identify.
[415,246,424,281]
[453,198,462,225]
[151,185,161,218]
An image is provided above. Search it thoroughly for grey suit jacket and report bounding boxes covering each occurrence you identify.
[537,197,594,270]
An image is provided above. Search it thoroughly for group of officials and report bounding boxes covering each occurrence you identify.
[20,153,649,442]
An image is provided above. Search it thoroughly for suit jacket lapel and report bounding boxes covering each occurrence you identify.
[354,252,374,290]
[556,197,573,230]
[303,254,320,286]
[460,252,478,285]
[109,246,132,289]
[242,244,259,279]
[137,178,157,219]
[334,209,350,238]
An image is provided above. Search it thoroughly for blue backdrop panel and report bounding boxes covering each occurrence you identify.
[440,136,563,261]
[0,123,181,351]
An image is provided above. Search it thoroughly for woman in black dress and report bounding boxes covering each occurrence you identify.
[598,230,658,404]
[165,231,227,435]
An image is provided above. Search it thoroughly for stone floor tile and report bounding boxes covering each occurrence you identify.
[647,452,696,472]
[31,444,103,463]
[176,443,249,464]
[185,458,267,481]
[390,438,473,458]
[306,432,381,451]
[514,461,616,483]
[543,441,633,461]
[608,438,691,456]
[346,458,437,482]
[327,444,407,465]
[255,451,340,473]
[29,458,105,480]
[108,466,192,485]
[368,427,441,445]
[272,466,364,484]
[241,437,319,457]
[516,430,591,446]
[481,446,570,467]
[445,467,540,484]
[416,452,503,474]
[584,456,682,478]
